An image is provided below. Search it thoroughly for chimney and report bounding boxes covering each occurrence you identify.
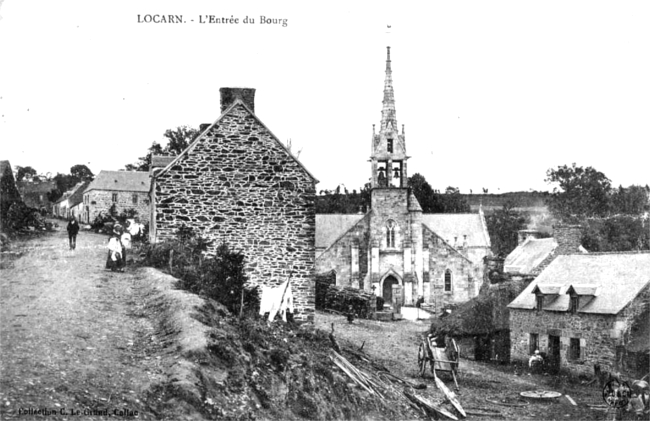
[220,87,256,113]
[553,224,583,255]
[517,229,543,245]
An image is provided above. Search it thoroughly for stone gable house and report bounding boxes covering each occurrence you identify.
[82,171,151,224]
[315,48,491,312]
[508,252,650,377]
[150,87,318,322]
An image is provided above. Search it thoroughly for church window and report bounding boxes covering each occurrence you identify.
[386,220,396,248]
[444,270,452,292]
[387,138,393,153]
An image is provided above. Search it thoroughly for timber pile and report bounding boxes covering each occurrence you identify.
[329,350,466,420]
[322,285,376,319]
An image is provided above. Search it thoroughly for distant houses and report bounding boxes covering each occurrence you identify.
[82,170,151,224]
[17,180,56,211]
[52,181,91,220]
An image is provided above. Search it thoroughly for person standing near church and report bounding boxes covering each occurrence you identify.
[66,216,80,250]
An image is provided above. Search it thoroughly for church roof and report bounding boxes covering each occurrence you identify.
[421,214,491,248]
[407,191,422,212]
[315,214,365,249]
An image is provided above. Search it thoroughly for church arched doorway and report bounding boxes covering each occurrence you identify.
[382,275,399,303]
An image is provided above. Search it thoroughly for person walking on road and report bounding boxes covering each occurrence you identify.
[66,216,80,250]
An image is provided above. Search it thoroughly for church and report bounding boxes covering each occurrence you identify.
[315,47,491,312]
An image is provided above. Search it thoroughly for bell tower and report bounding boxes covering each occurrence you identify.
[370,46,408,189]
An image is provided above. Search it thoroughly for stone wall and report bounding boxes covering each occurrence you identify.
[84,190,151,224]
[315,215,369,287]
[153,98,316,322]
[424,229,478,311]
[510,285,650,376]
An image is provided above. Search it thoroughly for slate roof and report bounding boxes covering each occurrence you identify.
[508,253,650,314]
[421,213,491,248]
[85,171,150,193]
[68,181,91,207]
[504,238,558,274]
[150,156,176,175]
[316,214,365,249]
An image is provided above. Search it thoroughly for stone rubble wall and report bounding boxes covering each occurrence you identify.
[84,190,151,225]
[153,103,316,322]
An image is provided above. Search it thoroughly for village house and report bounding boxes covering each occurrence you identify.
[17,180,56,212]
[150,87,318,322]
[82,171,150,224]
[52,181,90,219]
[315,48,491,312]
[508,252,650,377]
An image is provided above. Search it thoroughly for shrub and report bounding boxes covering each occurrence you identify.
[140,225,259,315]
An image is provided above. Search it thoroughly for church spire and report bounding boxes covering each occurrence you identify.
[381,46,397,132]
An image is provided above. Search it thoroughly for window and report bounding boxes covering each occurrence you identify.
[529,333,539,355]
[387,138,393,153]
[386,220,396,248]
[111,193,118,202]
[569,338,581,360]
[444,270,452,292]
[536,294,544,311]
[569,295,579,313]
[132,194,138,205]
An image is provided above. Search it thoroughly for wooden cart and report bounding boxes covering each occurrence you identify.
[417,336,460,390]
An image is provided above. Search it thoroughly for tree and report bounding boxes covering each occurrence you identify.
[408,174,471,213]
[485,201,531,257]
[611,185,649,215]
[15,166,38,182]
[545,163,612,220]
[125,126,199,171]
[163,125,199,155]
[70,164,94,182]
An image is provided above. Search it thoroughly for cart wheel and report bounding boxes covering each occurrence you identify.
[418,342,427,377]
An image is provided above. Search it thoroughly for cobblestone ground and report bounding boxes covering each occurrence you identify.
[0,226,161,420]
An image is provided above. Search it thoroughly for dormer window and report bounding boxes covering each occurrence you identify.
[536,294,543,311]
[569,295,579,314]
[387,138,393,153]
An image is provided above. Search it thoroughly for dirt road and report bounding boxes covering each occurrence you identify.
[0,227,160,420]
[315,313,613,420]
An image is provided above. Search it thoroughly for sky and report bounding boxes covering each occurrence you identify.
[1,0,648,194]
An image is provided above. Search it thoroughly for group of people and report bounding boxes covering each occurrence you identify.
[65,216,138,272]
[106,223,132,272]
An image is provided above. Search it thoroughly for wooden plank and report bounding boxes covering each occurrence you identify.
[435,376,466,418]
[404,391,458,421]
[565,395,577,406]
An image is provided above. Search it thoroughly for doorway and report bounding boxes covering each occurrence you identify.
[382,275,399,303]
[548,335,561,374]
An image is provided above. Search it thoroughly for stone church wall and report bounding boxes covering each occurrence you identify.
[424,230,479,310]
[153,99,316,322]
[315,215,370,287]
